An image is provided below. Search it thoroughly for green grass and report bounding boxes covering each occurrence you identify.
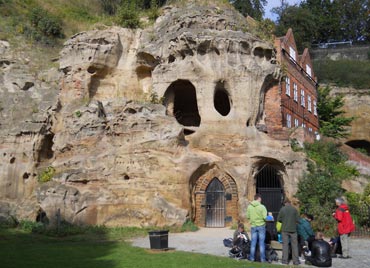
[0,227,282,268]
[313,59,370,89]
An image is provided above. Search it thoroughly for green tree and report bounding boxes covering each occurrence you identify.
[274,5,317,51]
[296,140,359,235]
[230,0,267,20]
[116,0,141,28]
[317,86,354,138]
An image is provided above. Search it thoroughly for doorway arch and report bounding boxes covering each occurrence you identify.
[191,166,238,227]
[255,164,284,220]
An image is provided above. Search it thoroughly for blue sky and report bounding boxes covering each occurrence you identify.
[264,0,302,21]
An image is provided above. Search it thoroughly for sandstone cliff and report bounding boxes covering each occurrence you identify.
[0,4,326,227]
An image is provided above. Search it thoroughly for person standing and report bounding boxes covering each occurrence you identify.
[333,197,355,259]
[277,199,300,265]
[246,193,267,262]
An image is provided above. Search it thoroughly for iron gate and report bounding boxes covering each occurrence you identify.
[205,178,225,227]
[256,165,284,220]
[257,188,284,220]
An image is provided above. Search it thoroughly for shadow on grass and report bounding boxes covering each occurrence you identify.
[0,227,118,268]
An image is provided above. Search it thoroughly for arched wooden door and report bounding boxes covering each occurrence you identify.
[205,178,225,227]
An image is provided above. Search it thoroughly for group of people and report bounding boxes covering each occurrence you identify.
[239,194,355,266]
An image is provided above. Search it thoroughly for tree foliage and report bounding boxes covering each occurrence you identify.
[273,0,369,50]
[317,86,354,139]
[230,0,267,20]
[296,140,359,236]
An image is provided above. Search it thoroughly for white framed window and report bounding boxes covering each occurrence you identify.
[289,46,296,61]
[313,100,317,116]
[286,114,292,128]
[306,64,312,77]
[309,127,313,132]
[285,77,290,96]
[302,122,306,128]
[294,118,299,127]
[300,89,305,107]
[293,84,298,102]
[308,95,312,112]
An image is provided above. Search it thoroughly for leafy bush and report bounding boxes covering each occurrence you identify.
[38,166,55,183]
[100,0,122,15]
[116,1,141,29]
[29,7,63,37]
[313,60,370,89]
[180,220,199,232]
[296,140,359,236]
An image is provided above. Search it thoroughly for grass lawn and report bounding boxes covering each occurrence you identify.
[0,227,283,268]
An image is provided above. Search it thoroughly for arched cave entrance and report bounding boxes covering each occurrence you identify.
[163,79,201,128]
[214,81,231,116]
[345,140,370,156]
[255,164,284,220]
[191,167,238,227]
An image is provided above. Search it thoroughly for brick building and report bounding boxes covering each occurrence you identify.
[264,29,319,142]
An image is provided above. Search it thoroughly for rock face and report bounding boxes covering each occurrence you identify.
[1,4,307,227]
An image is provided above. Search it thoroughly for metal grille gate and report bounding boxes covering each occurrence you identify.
[205,178,225,227]
[256,165,284,220]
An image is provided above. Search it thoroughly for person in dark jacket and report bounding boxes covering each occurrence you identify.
[277,199,300,265]
[333,197,355,258]
[305,232,332,267]
[298,214,315,258]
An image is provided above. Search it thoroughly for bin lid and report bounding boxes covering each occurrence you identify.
[148,230,169,235]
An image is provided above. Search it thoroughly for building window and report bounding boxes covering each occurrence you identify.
[293,84,298,102]
[302,122,306,128]
[306,64,312,77]
[300,89,305,107]
[286,114,292,128]
[313,100,317,116]
[285,77,290,96]
[294,118,299,127]
[289,46,296,61]
[309,127,313,132]
[308,95,312,112]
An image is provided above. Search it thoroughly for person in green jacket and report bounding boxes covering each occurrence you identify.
[246,193,267,262]
[297,214,315,260]
[277,199,300,265]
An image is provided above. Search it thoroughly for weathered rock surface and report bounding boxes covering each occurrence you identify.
[1,4,367,227]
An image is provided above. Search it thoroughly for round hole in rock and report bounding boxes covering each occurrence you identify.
[124,175,130,180]
[23,172,30,179]
[214,81,231,116]
[10,157,15,164]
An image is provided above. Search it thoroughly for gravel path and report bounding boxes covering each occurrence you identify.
[131,228,370,267]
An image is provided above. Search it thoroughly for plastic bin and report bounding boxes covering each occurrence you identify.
[148,230,169,250]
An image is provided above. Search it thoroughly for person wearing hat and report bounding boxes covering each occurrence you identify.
[333,197,355,259]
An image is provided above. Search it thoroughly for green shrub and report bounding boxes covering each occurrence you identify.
[296,140,360,236]
[180,220,199,232]
[37,166,55,183]
[19,220,45,232]
[116,1,141,29]
[29,7,63,38]
[100,0,122,15]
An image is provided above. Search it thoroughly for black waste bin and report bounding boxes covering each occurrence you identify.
[148,230,169,250]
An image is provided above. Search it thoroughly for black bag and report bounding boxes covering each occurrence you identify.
[223,238,233,248]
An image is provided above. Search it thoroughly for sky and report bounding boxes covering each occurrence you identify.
[264,0,302,21]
